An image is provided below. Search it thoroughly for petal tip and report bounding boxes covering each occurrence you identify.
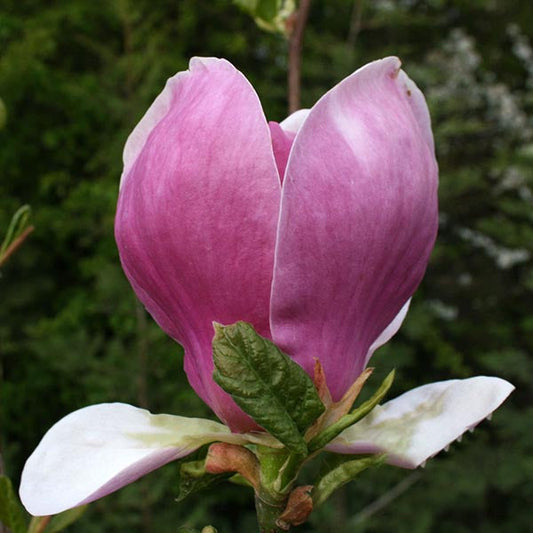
[188,57,233,74]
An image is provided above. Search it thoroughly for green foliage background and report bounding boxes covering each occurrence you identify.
[1,0,532,531]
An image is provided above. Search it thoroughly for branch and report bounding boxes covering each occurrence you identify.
[0,225,34,268]
[288,0,312,114]
[349,472,422,525]
[347,0,365,49]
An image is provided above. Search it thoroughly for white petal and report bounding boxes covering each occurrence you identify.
[326,376,514,468]
[19,403,249,516]
[279,108,310,134]
[365,299,411,365]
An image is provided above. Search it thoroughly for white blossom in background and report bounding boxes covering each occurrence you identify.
[495,166,533,204]
[507,24,533,89]
[458,227,530,270]
[429,28,532,141]
[428,300,459,321]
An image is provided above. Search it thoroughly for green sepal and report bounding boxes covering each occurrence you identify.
[312,454,386,507]
[212,322,325,454]
[0,475,27,533]
[47,505,88,532]
[308,370,395,452]
[176,457,231,503]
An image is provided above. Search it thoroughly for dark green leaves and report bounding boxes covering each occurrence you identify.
[0,475,88,533]
[0,97,6,129]
[212,322,325,454]
[0,475,27,533]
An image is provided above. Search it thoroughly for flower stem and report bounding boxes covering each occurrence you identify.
[255,492,289,533]
[27,515,51,533]
[0,225,34,268]
[288,0,312,113]
[254,447,307,532]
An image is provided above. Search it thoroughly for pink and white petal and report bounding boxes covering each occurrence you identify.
[271,57,438,399]
[19,403,247,516]
[326,377,514,468]
[121,73,180,186]
[115,58,280,431]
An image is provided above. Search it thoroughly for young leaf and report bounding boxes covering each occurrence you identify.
[176,459,231,503]
[312,454,386,507]
[308,370,395,452]
[0,205,31,256]
[0,205,33,267]
[0,475,28,533]
[212,322,325,454]
[47,505,88,532]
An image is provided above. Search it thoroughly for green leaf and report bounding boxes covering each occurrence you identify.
[176,459,231,503]
[312,454,386,507]
[232,0,295,34]
[308,370,395,452]
[176,445,230,502]
[0,475,28,533]
[212,322,325,454]
[47,505,88,532]
[175,446,231,502]
[255,0,279,20]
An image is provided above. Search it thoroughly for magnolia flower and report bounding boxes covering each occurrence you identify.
[20,57,513,516]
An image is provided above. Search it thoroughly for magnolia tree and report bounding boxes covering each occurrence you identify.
[9,3,514,533]
[17,55,513,532]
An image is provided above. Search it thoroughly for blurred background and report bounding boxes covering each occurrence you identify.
[1,1,532,531]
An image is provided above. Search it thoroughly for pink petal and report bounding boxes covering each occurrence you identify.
[270,57,438,399]
[115,58,280,431]
[326,377,514,468]
[269,122,295,182]
[269,110,310,183]
[19,404,247,516]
